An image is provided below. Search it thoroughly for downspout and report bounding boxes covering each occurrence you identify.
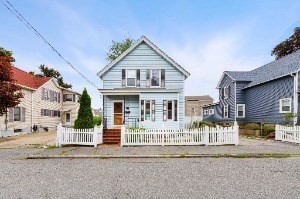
[31,92,33,132]
[293,71,299,126]
[234,81,237,125]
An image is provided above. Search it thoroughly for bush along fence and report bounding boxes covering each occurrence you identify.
[121,124,239,147]
[275,125,300,144]
[56,123,103,147]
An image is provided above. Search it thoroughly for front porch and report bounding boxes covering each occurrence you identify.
[102,95,140,129]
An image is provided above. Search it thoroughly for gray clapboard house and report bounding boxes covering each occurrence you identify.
[203,50,300,125]
[98,36,190,130]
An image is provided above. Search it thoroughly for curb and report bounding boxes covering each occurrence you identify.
[27,153,300,159]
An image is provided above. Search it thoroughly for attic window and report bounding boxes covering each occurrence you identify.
[224,86,229,99]
[151,69,160,87]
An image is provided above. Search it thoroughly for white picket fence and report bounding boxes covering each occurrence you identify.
[275,125,300,144]
[56,124,103,147]
[121,124,239,146]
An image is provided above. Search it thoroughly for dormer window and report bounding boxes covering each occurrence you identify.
[126,70,136,87]
[151,69,160,87]
[223,86,229,99]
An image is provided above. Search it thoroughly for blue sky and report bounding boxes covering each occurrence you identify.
[1,0,300,108]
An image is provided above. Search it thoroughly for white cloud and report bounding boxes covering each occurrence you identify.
[165,28,271,102]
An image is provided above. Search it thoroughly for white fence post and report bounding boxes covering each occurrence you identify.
[93,126,98,147]
[121,125,126,147]
[204,126,209,145]
[234,123,239,145]
[99,124,103,144]
[275,124,279,141]
[56,123,62,147]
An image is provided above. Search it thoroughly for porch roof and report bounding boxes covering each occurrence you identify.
[99,88,182,95]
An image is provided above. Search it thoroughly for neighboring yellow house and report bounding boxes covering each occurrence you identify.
[0,67,80,137]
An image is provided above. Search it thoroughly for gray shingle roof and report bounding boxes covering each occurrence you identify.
[225,71,256,81]
[185,95,214,101]
[225,50,300,89]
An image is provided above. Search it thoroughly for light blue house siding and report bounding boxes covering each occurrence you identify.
[99,37,189,130]
[244,76,294,123]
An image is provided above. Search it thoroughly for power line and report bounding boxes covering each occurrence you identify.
[1,0,99,90]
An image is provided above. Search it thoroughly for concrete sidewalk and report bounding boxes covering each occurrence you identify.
[28,137,300,159]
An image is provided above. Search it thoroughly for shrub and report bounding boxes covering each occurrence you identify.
[74,88,94,129]
[262,124,275,136]
[93,116,102,126]
[239,123,260,130]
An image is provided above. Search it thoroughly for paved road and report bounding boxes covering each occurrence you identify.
[0,149,299,199]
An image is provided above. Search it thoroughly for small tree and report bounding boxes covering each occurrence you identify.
[271,27,300,60]
[93,116,102,126]
[0,48,23,129]
[29,64,72,89]
[282,113,298,126]
[74,88,94,129]
[106,37,135,62]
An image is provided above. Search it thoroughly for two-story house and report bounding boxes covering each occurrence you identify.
[98,36,190,130]
[0,66,80,137]
[203,50,300,125]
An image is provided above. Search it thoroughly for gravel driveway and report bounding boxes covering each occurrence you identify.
[0,131,56,149]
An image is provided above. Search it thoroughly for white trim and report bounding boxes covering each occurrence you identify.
[97,36,190,78]
[65,112,71,126]
[234,81,237,122]
[236,104,245,118]
[216,72,235,89]
[279,98,292,113]
[294,72,298,125]
[111,100,124,128]
[99,89,181,95]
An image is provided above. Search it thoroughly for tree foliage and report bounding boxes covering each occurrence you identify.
[106,37,135,62]
[0,48,23,117]
[74,88,94,129]
[29,64,72,89]
[271,27,300,60]
[93,116,102,126]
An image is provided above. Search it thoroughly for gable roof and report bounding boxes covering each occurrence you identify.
[185,95,213,101]
[97,36,190,78]
[12,66,51,90]
[217,50,300,89]
[244,50,300,88]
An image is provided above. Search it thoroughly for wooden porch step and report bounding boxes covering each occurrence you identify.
[103,129,121,144]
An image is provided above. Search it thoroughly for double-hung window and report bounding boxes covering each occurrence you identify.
[279,98,291,113]
[163,100,178,121]
[223,105,229,118]
[209,109,214,115]
[236,104,245,118]
[141,100,155,121]
[65,94,73,102]
[204,109,208,115]
[54,92,58,102]
[224,86,229,99]
[14,107,21,121]
[126,70,136,87]
[151,69,160,87]
[44,89,49,100]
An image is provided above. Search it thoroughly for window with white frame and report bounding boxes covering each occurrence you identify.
[151,69,160,87]
[224,86,229,99]
[236,104,245,118]
[204,109,208,115]
[279,98,291,113]
[163,100,178,121]
[54,92,58,102]
[43,109,51,117]
[14,107,21,121]
[44,89,49,100]
[145,100,152,121]
[224,105,229,118]
[126,70,136,87]
[209,109,214,115]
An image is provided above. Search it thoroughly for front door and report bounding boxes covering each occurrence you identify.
[114,102,123,126]
[65,112,71,126]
